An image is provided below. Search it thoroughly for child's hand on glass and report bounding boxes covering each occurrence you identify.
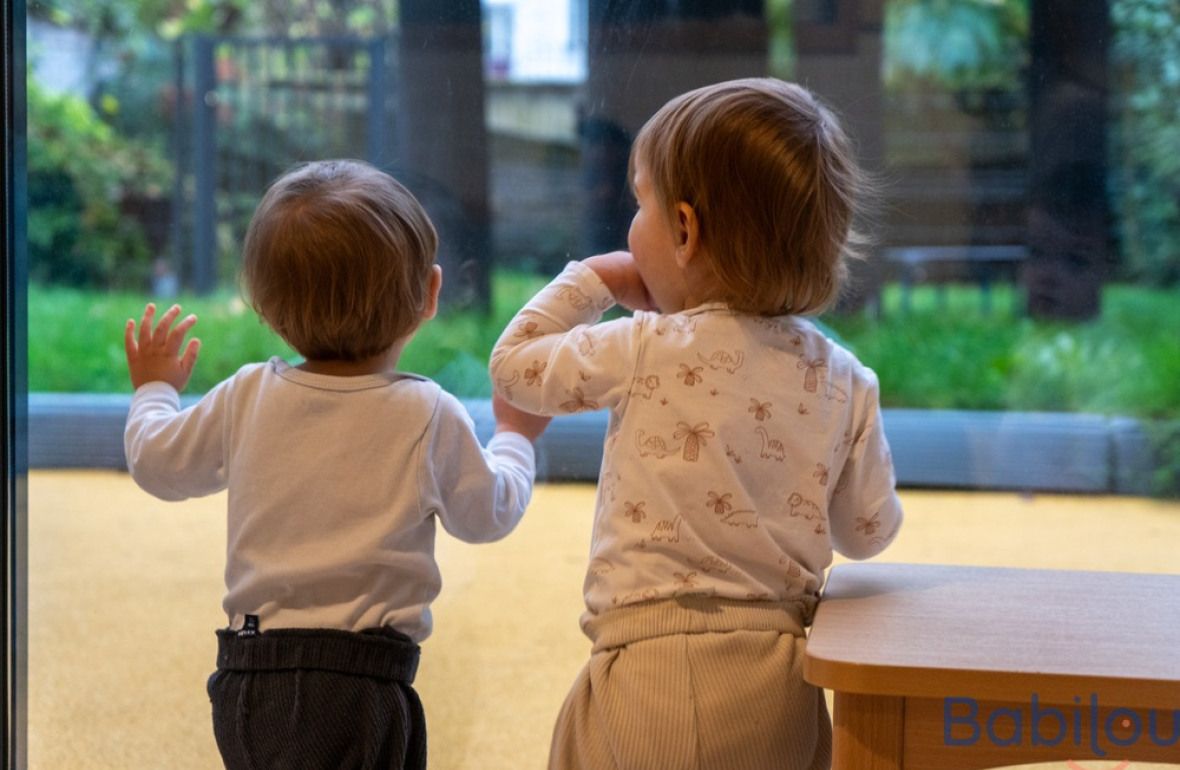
[582,251,657,312]
[492,393,551,443]
[124,303,201,391]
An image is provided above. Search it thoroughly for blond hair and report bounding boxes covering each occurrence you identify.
[631,78,870,315]
[241,160,438,361]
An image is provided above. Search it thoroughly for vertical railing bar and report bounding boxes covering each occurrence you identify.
[169,37,186,286]
[367,37,386,166]
[191,34,217,294]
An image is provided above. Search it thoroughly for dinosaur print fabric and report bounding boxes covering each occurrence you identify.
[491,262,903,625]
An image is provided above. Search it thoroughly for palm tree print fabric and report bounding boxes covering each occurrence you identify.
[490,262,903,619]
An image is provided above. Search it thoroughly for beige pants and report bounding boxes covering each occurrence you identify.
[549,598,832,770]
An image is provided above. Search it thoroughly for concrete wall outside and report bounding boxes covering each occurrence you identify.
[31,393,1154,495]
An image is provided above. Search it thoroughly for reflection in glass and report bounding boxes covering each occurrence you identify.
[18,1,1180,768]
[23,1,1180,492]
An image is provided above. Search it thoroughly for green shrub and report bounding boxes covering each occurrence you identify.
[1145,420,1180,498]
[27,78,172,289]
[1005,286,1180,417]
[826,286,1025,412]
[883,0,1028,91]
[1111,0,1180,286]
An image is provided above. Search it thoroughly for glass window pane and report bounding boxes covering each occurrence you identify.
[21,1,1180,767]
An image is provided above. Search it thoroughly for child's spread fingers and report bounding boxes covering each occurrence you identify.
[180,338,201,373]
[153,304,183,345]
[124,320,141,365]
[138,304,156,349]
[166,314,198,354]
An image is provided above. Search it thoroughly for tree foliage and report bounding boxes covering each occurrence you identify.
[1111,0,1180,286]
[30,0,399,39]
[25,0,1180,291]
[884,0,1029,91]
[26,78,171,288]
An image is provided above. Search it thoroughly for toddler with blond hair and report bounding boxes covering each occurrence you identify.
[492,79,903,770]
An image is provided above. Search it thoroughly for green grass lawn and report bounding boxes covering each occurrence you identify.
[29,278,1180,421]
[826,283,1180,420]
[29,272,548,396]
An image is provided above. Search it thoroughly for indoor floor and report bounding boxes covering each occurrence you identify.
[26,470,1180,770]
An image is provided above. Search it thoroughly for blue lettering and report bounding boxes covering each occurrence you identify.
[944,697,980,746]
[1104,708,1142,748]
[1149,709,1180,747]
[938,693,1180,754]
[987,706,1024,747]
[1089,694,1107,758]
[1030,695,1066,747]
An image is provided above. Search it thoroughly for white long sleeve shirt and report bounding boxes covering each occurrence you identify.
[125,358,535,642]
[491,262,902,624]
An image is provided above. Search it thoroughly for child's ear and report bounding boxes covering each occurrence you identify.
[422,265,443,320]
[674,202,700,268]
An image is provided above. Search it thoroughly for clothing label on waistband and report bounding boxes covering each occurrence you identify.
[238,614,260,638]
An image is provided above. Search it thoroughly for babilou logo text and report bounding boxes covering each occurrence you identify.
[944,694,1179,758]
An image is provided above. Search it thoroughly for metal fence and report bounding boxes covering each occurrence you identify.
[172,34,397,292]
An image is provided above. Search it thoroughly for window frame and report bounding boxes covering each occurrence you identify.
[2,0,29,767]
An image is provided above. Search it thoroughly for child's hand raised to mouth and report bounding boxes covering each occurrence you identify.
[582,251,659,312]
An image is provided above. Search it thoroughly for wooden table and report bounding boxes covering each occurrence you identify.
[804,563,1180,769]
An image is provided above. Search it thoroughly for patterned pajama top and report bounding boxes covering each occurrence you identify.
[491,261,903,626]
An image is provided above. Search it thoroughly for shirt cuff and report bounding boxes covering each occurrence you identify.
[563,260,619,312]
[132,380,182,406]
[487,430,537,478]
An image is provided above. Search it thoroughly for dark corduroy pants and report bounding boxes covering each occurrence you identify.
[208,625,426,770]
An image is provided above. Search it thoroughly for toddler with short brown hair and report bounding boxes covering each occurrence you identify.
[125,159,549,770]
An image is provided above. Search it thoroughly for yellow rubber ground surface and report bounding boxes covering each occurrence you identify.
[26,470,1180,769]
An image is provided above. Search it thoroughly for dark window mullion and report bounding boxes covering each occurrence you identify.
[2,0,29,767]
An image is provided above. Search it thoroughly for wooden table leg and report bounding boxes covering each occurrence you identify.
[832,691,905,770]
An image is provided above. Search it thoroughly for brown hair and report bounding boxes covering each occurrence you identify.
[241,159,438,361]
[631,78,871,315]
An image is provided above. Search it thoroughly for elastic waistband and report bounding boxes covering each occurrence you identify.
[582,597,808,653]
[215,626,420,683]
